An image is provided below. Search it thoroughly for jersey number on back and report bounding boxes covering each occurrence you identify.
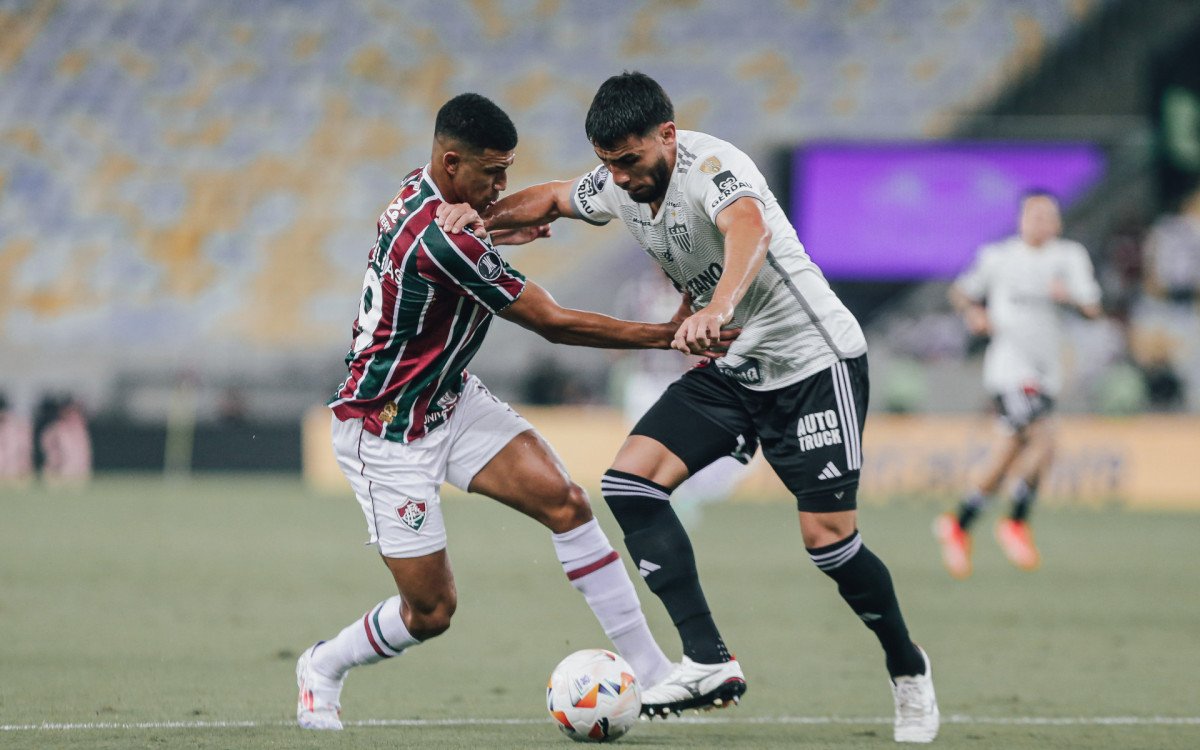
[353,268,384,354]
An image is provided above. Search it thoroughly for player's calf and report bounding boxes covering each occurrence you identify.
[807,530,926,679]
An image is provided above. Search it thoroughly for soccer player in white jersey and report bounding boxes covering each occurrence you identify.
[294,93,742,731]
[936,191,1102,578]
[438,73,938,743]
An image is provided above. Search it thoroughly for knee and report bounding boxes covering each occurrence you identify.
[404,592,457,641]
[800,511,856,550]
[541,481,594,534]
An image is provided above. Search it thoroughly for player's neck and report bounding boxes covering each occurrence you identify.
[648,145,678,216]
[428,163,461,205]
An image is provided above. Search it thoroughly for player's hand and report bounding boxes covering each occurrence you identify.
[1049,278,1071,304]
[698,327,740,358]
[435,202,486,238]
[672,305,735,356]
[964,304,990,336]
[490,224,552,246]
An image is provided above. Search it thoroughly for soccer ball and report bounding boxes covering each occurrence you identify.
[546,649,641,743]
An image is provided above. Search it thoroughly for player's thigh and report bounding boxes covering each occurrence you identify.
[754,357,866,515]
[330,414,449,559]
[442,378,581,525]
[467,428,589,528]
[618,365,757,491]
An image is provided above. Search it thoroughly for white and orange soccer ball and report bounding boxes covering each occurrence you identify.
[546,649,641,743]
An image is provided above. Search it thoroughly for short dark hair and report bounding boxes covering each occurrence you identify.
[1021,187,1059,203]
[585,71,674,149]
[434,93,517,152]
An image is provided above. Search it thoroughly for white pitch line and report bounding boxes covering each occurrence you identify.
[3,716,1199,731]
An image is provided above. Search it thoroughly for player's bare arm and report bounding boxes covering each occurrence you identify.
[1049,278,1103,319]
[500,280,735,354]
[672,196,770,355]
[436,180,576,235]
[949,284,990,335]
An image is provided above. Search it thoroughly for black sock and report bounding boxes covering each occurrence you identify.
[602,470,730,664]
[808,530,924,678]
[1010,479,1036,522]
[957,490,987,531]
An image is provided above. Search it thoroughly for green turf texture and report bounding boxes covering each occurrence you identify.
[2,476,1198,749]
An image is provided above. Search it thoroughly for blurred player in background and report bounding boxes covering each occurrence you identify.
[295,93,735,730]
[937,191,1102,579]
[440,72,938,743]
[0,393,34,485]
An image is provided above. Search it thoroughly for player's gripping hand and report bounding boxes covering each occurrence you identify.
[672,305,738,357]
[964,304,990,336]
[434,202,550,246]
[435,202,486,237]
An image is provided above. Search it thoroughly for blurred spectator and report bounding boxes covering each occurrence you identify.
[1143,186,1200,303]
[218,386,249,424]
[1098,213,1147,325]
[1131,185,1200,408]
[521,357,588,405]
[38,397,93,487]
[0,393,34,485]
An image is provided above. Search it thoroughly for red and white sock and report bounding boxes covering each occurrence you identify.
[553,518,671,686]
[311,595,420,680]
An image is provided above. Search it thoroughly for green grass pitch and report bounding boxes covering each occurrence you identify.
[2,476,1198,749]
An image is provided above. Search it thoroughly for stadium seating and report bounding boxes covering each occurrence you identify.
[0,0,1109,416]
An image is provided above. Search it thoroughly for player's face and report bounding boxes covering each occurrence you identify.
[593,124,675,204]
[448,148,515,211]
[1019,196,1061,247]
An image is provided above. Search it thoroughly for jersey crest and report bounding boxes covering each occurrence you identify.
[397,498,428,531]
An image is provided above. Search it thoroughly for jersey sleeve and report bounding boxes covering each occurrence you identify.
[954,245,996,301]
[569,165,620,225]
[1063,242,1102,307]
[683,145,766,224]
[417,223,526,314]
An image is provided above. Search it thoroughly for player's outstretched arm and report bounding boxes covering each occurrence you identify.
[672,197,770,355]
[949,284,990,335]
[500,280,735,353]
[436,181,577,236]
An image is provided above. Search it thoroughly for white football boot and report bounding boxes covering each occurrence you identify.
[639,656,747,718]
[891,647,939,743]
[296,643,344,730]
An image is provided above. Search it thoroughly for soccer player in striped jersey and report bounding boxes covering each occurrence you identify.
[296,93,733,730]
[937,191,1102,579]
[438,73,938,743]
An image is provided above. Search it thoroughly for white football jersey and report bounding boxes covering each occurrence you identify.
[570,129,866,390]
[955,236,1101,397]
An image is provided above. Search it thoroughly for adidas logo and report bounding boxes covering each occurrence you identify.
[638,559,661,578]
[817,461,842,480]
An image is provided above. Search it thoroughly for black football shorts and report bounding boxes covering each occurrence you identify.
[630,356,869,512]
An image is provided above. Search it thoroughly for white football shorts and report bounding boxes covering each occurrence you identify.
[330,375,533,558]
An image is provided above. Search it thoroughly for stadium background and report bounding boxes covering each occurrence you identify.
[3,1,1200,747]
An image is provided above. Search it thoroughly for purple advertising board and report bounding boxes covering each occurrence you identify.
[790,143,1106,279]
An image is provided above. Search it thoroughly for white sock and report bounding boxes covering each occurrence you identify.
[553,518,672,686]
[310,595,420,680]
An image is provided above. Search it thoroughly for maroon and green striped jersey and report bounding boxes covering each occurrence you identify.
[329,166,526,443]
